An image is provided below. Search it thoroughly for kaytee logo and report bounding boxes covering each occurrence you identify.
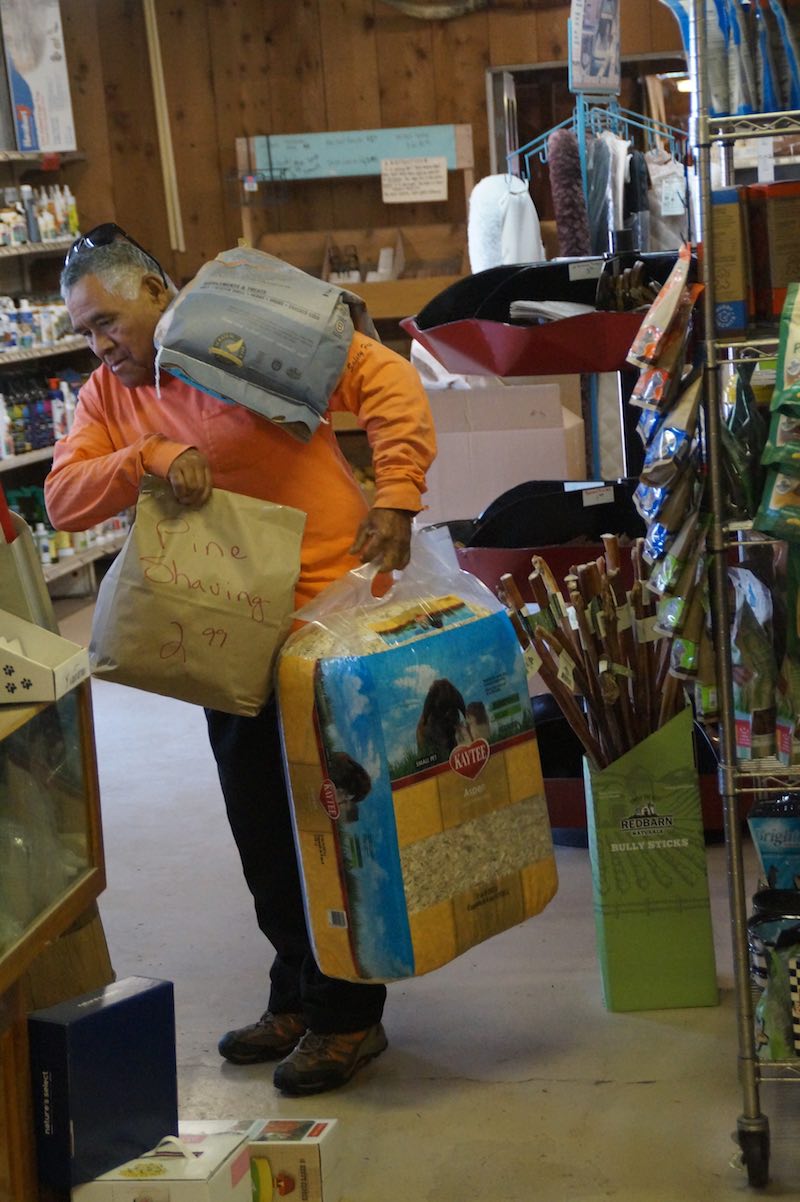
[619,803,674,834]
[319,779,339,820]
[449,738,490,780]
[209,332,246,367]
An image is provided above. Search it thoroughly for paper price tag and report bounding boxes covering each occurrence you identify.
[557,650,576,689]
[524,644,542,677]
[660,177,685,217]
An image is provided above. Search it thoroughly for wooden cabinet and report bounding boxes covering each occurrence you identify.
[0,682,108,1202]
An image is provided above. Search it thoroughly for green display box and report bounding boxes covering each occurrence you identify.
[583,708,719,1012]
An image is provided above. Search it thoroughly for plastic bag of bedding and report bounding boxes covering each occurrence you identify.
[276,528,558,983]
[153,247,354,443]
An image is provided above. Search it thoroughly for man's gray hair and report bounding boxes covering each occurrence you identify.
[60,240,174,301]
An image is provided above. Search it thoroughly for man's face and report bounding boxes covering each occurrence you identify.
[66,272,170,389]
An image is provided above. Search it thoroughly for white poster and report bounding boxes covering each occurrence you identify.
[569,0,620,95]
[381,156,448,204]
[0,0,76,152]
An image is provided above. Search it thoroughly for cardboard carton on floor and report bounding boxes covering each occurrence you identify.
[250,1119,343,1202]
[583,709,719,1012]
[71,1120,262,1202]
[28,977,178,1191]
[422,381,586,526]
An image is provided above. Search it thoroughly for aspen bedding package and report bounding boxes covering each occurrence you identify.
[277,536,558,983]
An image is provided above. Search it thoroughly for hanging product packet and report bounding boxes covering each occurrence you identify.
[769,282,800,409]
[629,286,701,410]
[767,0,800,109]
[636,451,699,563]
[627,243,693,369]
[657,1,730,115]
[647,508,705,598]
[730,566,777,761]
[638,375,703,488]
[669,572,710,680]
[754,467,800,542]
[775,544,800,765]
[653,526,707,635]
[721,362,767,521]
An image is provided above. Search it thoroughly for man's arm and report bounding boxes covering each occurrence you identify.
[44,374,199,531]
[332,333,437,571]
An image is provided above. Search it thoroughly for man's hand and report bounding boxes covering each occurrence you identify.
[167,448,213,506]
[349,507,414,572]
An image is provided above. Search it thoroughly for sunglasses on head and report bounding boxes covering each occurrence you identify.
[65,222,167,287]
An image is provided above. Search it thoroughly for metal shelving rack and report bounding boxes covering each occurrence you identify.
[690,0,800,1186]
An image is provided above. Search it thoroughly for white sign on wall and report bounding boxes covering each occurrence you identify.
[380,156,448,204]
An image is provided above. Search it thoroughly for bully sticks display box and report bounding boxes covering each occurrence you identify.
[28,976,178,1191]
[277,556,558,983]
[249,1119,342,1202]
[583,709,718,1012]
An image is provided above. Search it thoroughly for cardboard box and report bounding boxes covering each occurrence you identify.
[710,187,750,335]
[28,976,179,1190]
[72,1120,262,1202]
[422,382,586,526]
[746,181,800,319]
[0,607,89,703]
[250,1118,343,1202]
[583,709,719,1012]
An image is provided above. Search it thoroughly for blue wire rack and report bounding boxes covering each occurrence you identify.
[508,92,688,199]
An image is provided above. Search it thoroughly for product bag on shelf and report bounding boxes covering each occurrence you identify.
[276,531,557,983]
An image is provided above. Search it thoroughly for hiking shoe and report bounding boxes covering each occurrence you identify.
[273,1023,388,1095]
[218,1010,305,1065]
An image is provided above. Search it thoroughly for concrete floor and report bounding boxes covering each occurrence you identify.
[56,598,800,1201]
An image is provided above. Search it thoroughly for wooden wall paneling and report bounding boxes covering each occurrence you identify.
[534,3,569,62]
[154,1,228,282]
[207,0,275,251]
[60,0,116,234]
[487,6,538,68]
[318,1,382,230]
[94,1,171,273]
[374,10,437,127]
[262,0,332,234]
[619,0,652,54]
[650,0,684,52]
[431,13,489,208]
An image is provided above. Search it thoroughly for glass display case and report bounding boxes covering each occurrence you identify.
[0,679,105,1202]
[0,681,104,991]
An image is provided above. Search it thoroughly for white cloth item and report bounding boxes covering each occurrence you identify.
[598,130,630,234]
[467,173,546,273]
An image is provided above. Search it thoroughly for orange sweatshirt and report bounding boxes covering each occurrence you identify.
[45,332,436,608]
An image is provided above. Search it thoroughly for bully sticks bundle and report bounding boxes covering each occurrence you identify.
[496,534,685,770]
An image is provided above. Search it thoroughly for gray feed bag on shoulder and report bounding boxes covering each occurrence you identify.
[154,247,354,443]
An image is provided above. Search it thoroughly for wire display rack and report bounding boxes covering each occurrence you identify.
[689,0,800,1187]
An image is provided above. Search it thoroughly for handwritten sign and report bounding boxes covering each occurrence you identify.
[381,156,448,204]
[252,124,460,180]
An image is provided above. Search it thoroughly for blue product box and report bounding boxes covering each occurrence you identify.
[27,975,179,1191]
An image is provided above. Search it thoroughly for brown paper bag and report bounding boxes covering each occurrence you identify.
[89,478,305,715]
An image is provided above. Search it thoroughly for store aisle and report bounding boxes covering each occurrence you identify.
[56,599,800,1202]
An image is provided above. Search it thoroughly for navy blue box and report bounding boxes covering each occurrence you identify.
[28,975,179,1190]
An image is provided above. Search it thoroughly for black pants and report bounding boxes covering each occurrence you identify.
[205,697,386,1033]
